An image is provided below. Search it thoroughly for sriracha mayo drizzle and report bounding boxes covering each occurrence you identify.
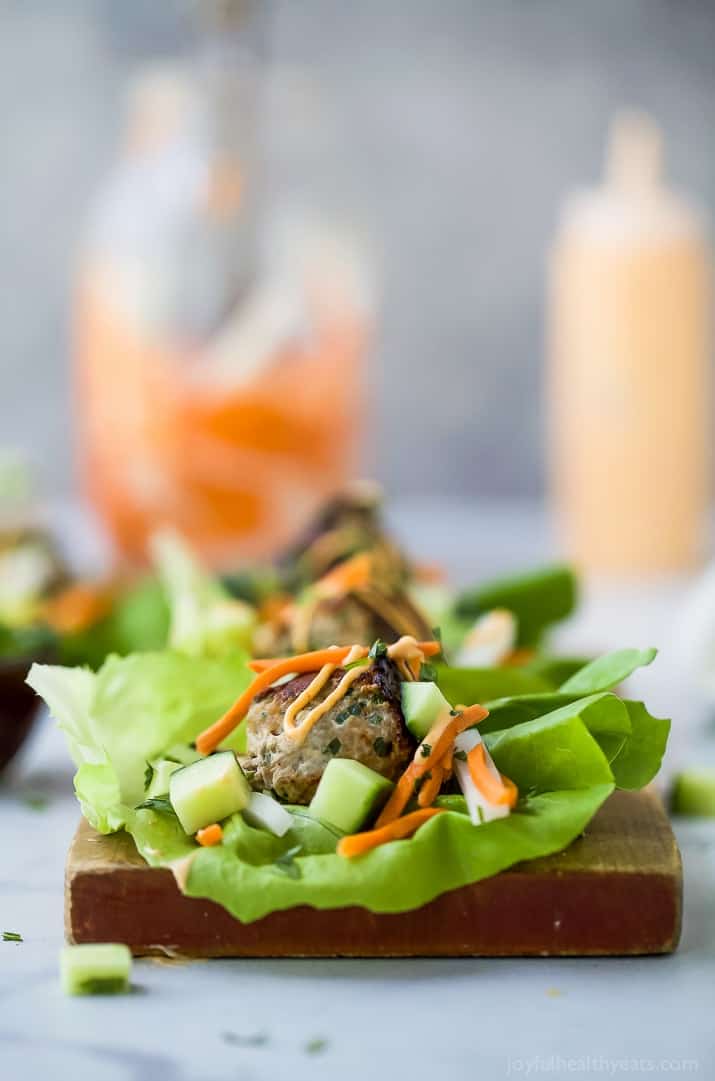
[282,636,429,743]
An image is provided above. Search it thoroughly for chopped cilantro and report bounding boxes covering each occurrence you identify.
[420,743,432,758]
[304,1037,329,1055]
[22,794,48,811]
[334,709,350,725]
[143,761,154,792]
[2,931,22,942]
[323,738,341,756]
[420,663,437,682]
[431,626,442,644]
[222,1031,270,1048]
[344,657,369,671]
[368,639,388,660]
[450,709,463,717]
[366,712,382,726]
[373,737,392,757]
[134,796,174,814]
[274,845,302,878]
[454,749,467,762]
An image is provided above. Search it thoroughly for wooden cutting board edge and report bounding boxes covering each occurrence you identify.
[65,789,683,959]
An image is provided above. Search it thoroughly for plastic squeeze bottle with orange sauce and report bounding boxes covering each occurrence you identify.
[548,112,712,574]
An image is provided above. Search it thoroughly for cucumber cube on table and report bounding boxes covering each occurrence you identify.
[309,758,394,834]
[169,751,251,835]
[671,769,715,817]
[61,944,132,996]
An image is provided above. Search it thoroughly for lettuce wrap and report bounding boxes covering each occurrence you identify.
[28,646,668,923]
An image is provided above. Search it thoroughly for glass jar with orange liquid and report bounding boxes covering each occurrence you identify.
[75,3,370,568]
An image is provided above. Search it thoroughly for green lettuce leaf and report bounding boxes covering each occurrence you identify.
[30,642,667,924]
[436,665,552,704]
[59,578,169,669]
[559,648,657,695]
[151,531,256,657]
[608,701,670,790]
[454,564,577,647]
[27,651,252,830]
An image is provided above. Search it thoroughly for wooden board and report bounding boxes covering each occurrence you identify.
[65,789,682,958]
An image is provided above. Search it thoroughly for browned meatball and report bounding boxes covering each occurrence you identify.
[241,657,414,804]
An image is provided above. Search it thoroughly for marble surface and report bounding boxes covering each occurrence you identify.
[2,501,715,1080]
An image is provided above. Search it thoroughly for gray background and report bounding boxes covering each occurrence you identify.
[1,0,714,500]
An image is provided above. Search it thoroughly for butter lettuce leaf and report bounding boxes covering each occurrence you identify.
[559,648,657,696]
[30,644,667,924]
[27,651,252,831]
[454,564,577,647]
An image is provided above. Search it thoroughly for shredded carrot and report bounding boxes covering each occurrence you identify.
[197,646,370,754]
[337,808,444,858]
[502,648,537,668]
[196,823,223,846]
[42,582,114,635]
[314,551,373,598]
[248,639,441,673]
[417,765,444,808]
[374,764,420,827]
[375,702,489,827]
[412,560,447,584]
[467,743,518,808]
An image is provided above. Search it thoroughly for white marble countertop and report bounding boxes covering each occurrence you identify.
[2,501,715,1080]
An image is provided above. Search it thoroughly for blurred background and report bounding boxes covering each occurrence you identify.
[3,0,715,512]
[1,1,715,829]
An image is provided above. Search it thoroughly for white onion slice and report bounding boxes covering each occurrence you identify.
[243,792,293,837]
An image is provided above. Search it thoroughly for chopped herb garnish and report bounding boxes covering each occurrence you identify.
[304,1037,329,1055]
[323,738,341,756]
[450,709,463,717]
[366,712,382,726]
[431,626,442,644]
[188,741,197,751]
[368,639,388,660]
[21,794,48,811]
[222,1031,270,1048]
[344,657,369,671]
[143,761,154,792]
[135,796,174,814]
[348,702,363,717]
[373,736,392,757]
[334,709,350,725]
[2,931,22,942]
[420,663,437,682]
[274,845,302,878]
[420,743,432,758]
[454,749,467,762]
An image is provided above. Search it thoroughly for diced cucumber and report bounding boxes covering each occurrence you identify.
[243,791,293,837]
[163,743,202,766]
[60,943,131,996]
[146,758,181,799]
[169,751,251,835]
[401,681,451,741]
[671,769,715,817]
[309,758,394,833]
